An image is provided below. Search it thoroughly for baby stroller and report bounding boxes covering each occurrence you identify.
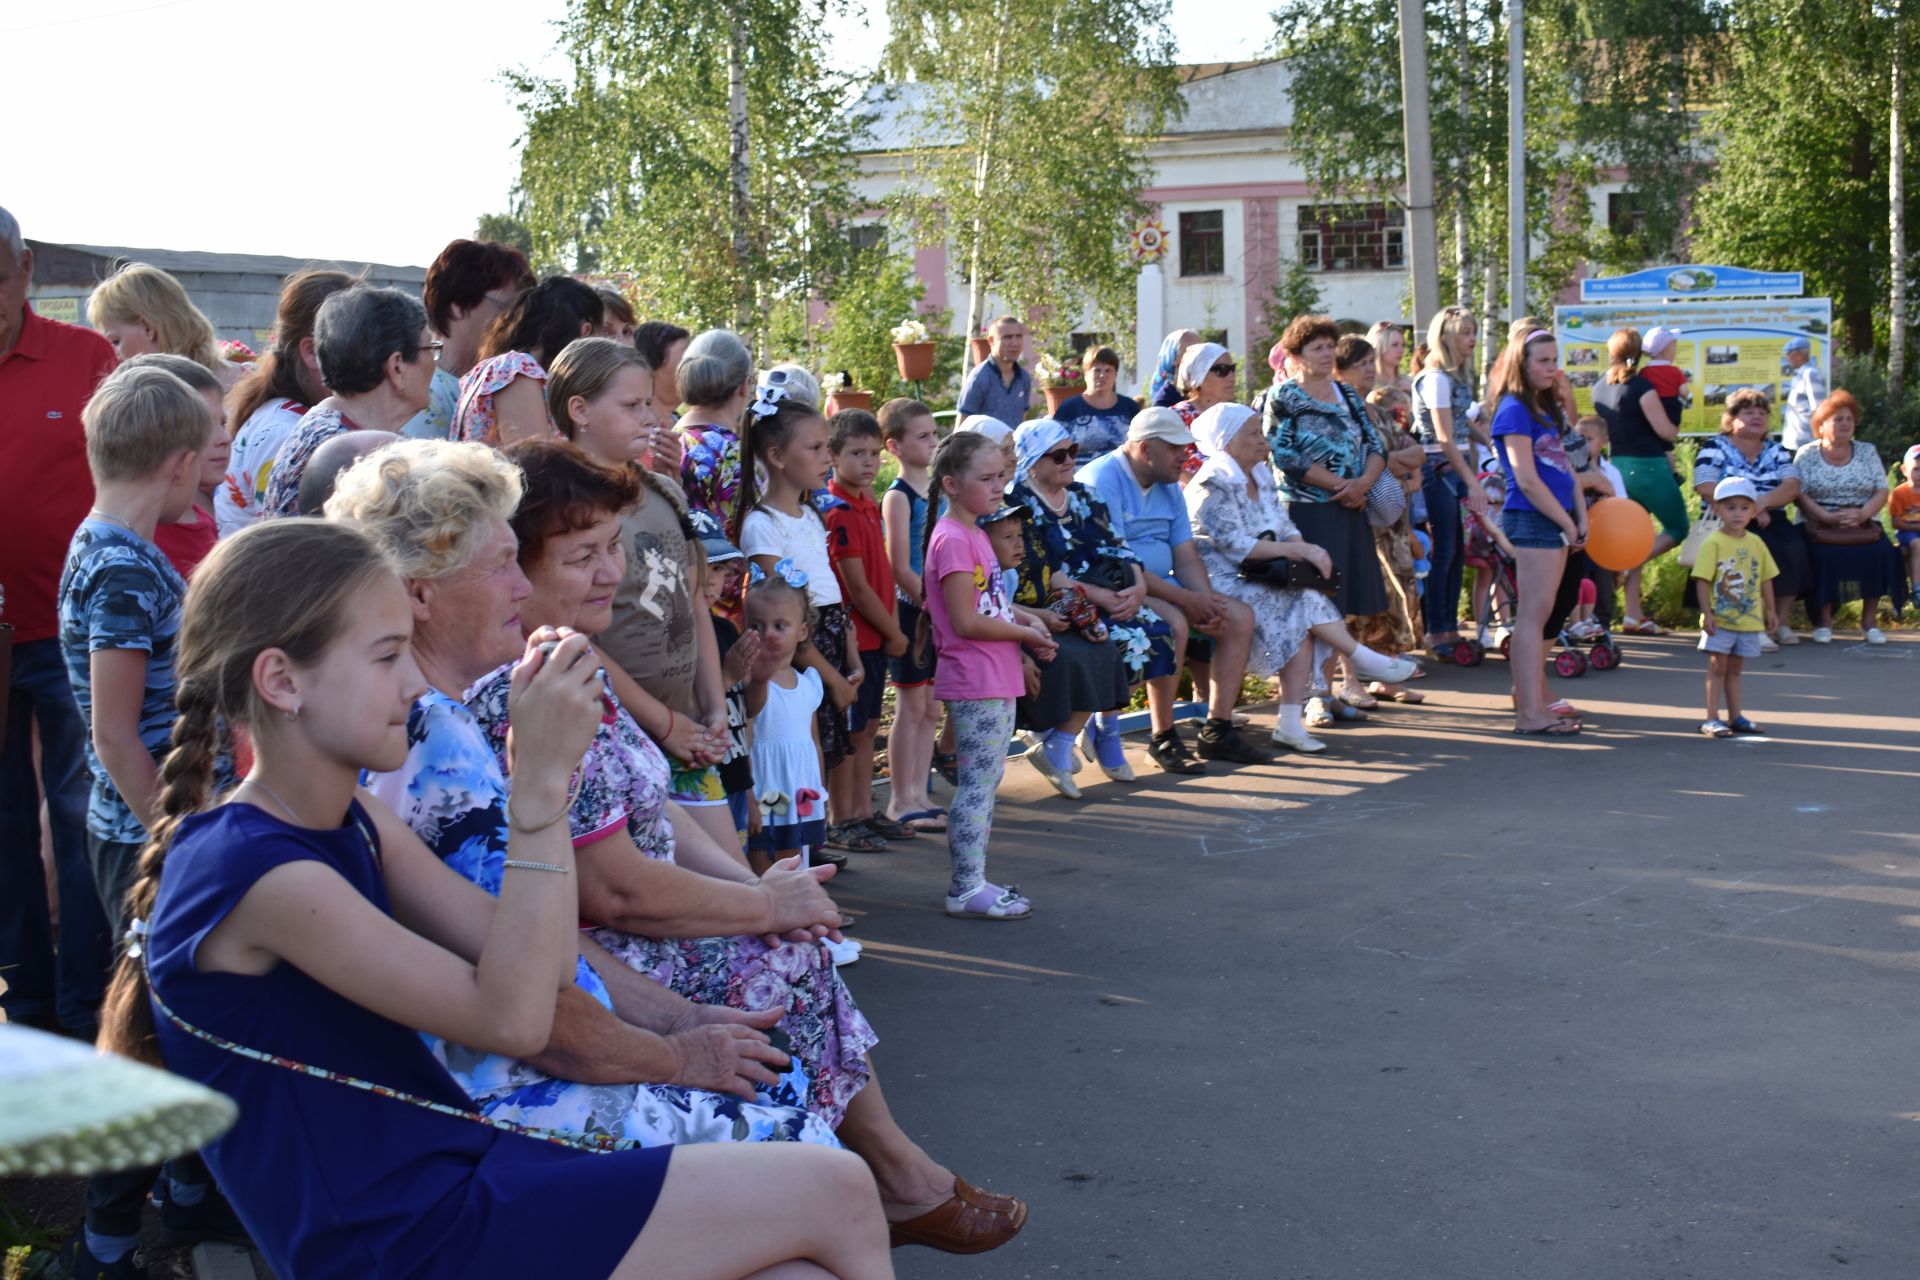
[1447,510,1622,677]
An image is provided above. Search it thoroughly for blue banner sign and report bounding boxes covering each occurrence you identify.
[1580,265,1804,302]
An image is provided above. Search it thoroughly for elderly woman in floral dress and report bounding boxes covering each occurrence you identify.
[338,437,1027,1256]
[1007,418,1183,782]
[1183,404,1418,754]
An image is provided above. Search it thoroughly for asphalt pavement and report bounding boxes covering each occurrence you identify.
[838,631,1920,1279]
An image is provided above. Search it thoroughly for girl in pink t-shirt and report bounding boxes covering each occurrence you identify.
[922,432,1057,920]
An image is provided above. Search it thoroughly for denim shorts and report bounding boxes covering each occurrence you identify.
[1703,628,1766,657]
[1501,506,1568,550]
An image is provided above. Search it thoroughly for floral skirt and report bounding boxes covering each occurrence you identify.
[474,1075,840,1150]
[589,926,878,1129]
[1108,602,1180,683]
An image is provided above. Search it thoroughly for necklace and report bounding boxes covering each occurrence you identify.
[88,508,141,535]
[243,776,307,829]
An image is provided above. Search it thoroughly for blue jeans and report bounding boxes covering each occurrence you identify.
[1421,460,1467,637]
[0,637,112,1029]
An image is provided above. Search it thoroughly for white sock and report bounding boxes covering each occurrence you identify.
[1280,704,1304,734]
[1351,644,1390,670]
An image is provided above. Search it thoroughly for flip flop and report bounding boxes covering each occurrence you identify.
[1512,720,1582,736]
[892,807,948,832]
[826,822,887,853]
[1546,699,1581,718]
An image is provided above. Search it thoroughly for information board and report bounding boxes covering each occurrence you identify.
[1553,297,1833,433]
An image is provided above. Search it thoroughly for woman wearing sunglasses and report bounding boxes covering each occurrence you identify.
[1005,419,1176,790]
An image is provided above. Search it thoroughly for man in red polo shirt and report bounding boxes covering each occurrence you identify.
[0,206,120,1035]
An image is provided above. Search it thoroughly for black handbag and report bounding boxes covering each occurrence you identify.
[1237,533,1341,594]
[1079,556,1134,593]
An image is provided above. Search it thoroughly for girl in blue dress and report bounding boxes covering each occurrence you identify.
[98,518,893,1280]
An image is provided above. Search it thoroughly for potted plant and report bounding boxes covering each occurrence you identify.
[969,322,992,366]
[1033,353,1083,415]
[892,317,936,382]
[821,370,872,415]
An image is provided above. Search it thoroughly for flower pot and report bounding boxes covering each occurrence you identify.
[969,336,991,365]
[1042,386,1076,415]
[893,341,936,382]
[826,390,873,415]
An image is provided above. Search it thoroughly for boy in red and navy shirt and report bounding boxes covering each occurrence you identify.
[823,409,913,846]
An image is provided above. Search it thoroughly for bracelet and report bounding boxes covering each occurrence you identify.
[503,859,571,875]
[507,769,583,835]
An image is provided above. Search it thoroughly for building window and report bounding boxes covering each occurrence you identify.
[1297,204,1405,273]
[1179,210,1225,277]
[849,224,885,255]
[1607,192,1646,238]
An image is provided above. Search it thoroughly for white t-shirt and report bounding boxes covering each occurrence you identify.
[1596,457,1626,500]
[216,398,307,536]
[738,504,843,606]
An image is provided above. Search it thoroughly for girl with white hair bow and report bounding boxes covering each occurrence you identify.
[1183,404,1419,753]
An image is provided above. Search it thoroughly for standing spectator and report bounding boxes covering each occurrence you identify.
[1266,318,1391,720]
[1411,305,1485,656]
[1691,389,1813,648]
[596,284,638,342]
[1050,345,1140,465]
[634,320,692,417]
[676,328,757,538]
[260,286,438,518]
[1692,478,1779,738]
[0,205,118,1036]
[217,270,353,535]
[453,276,603,446]
[419,239,535,438]
[85,261,244,392]
[1367,320,1413,394]
[1489,329,1586,736]
[1793,391,1907,643]
[1590,328,1688,634]
[957,314,1033,424]
[126,354,230,579]
[1147,328,1200,408]
[1779,335,1827,453]
[1893,444,1920,593]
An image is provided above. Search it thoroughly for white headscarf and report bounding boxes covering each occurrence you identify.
[1012,418,1071,483]
[955,414,1014,442]
[1175,343,1229,398]
[1189,403,1262,492]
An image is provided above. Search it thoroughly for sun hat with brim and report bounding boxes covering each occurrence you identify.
[1712,476,1760,503]
[0,1022,236,1176]
[955,415,1015,442]
[981,503,1028,525]
[1783,336,1811,354]
[688,510,742,564]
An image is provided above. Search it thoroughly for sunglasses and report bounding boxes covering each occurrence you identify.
[1041,444,1079,466]
[1209,362,1236,378]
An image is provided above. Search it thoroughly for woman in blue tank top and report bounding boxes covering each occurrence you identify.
[101,519,893,1280]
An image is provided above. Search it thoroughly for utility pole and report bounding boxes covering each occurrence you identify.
[1398,0,1442,327]
[1506,0,1526,322]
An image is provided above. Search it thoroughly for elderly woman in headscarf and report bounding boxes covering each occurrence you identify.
[1148,328,1200,408]
[1007,417,1177,786]
[1183,404,1419,754]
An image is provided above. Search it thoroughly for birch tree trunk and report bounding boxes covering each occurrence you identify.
[1454,0,1474,308]
[1892,0,1909,399]
[727,0,752,333]
[963,8,1007,371]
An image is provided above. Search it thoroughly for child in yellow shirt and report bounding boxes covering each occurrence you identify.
[1691,477,1779,737]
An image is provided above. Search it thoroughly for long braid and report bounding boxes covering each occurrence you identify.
[97,677,221,1066]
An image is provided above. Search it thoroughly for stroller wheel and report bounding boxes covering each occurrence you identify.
[1588,641,1619,671]
[1554,649,1588,678]
[1498,634,1513,659]
[1456,640,1485,667]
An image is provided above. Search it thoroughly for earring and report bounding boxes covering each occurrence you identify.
[285,705,301,723]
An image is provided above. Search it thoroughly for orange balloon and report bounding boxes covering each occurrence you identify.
[1585,496,1656,571]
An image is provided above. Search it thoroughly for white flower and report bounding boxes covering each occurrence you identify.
[818,370,849,394]
[891,318,930,345]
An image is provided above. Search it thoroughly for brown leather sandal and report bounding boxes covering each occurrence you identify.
[887,1176,1028,1254]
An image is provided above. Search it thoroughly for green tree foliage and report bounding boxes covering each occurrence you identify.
[879,0,1183,355]
[506,0,869,335]
[1691,0,1920,361]
[1269,0,1714,322]
[1252,256,1325,367]
[473,212,536,261]
[808,247,961,402]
